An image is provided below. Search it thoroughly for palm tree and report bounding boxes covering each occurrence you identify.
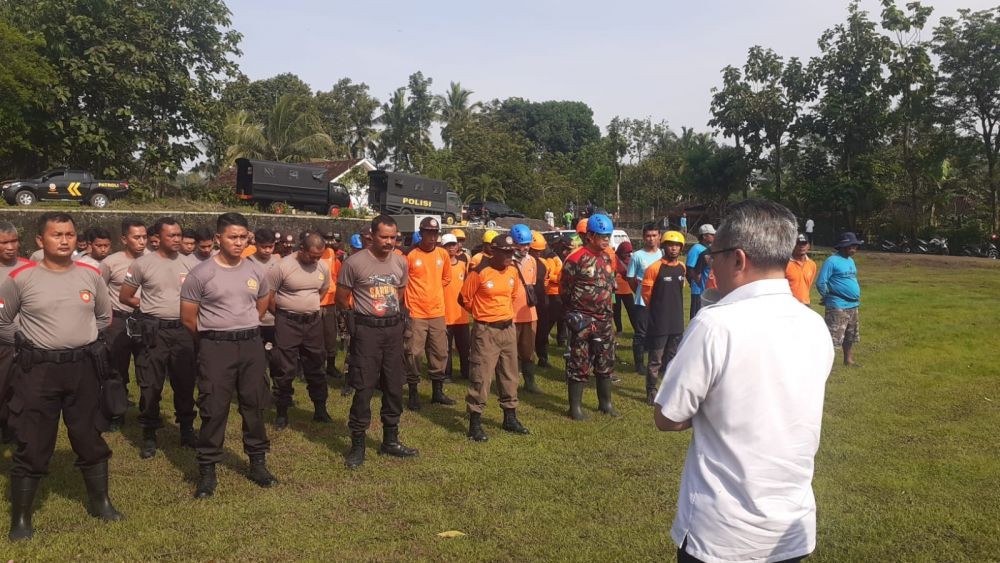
[376,87,412,170]
[224,94,335,165]
[436,82,481,148]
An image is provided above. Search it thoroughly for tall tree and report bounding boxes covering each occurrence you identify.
[436,81,481,148]
[223,94,334,165]
[709,65,757,197]
[934,7,1000,232]
[314,78,380,159]
[0,20,56,176]
[377,87,412,170]
[490,98,601,154]
[5,0,242,177]
[406,71,437,166]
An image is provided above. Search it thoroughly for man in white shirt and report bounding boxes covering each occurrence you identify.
[805,218,815,244]
[654,200,834,563]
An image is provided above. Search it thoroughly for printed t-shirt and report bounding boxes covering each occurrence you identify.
[337,249,408,317]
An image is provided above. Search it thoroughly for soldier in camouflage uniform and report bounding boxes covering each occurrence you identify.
[560,213,620,420]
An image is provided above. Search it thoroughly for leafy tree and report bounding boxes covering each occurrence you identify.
[314,78,380,159]
[222,73,313,126]
[377,87,412,170]
[0,20,56,176]
[405,71,437,166]
[5,0,242,177]
[447,121,535,208]
[934,7,1000,232]
[490,98,601,154]
[223,94,334,164]
[436,81,481,148]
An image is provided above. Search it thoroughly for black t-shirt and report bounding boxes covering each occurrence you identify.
[648,260,686,336]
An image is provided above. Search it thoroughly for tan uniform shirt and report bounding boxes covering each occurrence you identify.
[0,257,31,344]
[247,253,279,327]
[0,262,110,349]
[267,253,331,313]
[123,251,192,320]
[181,258,269,331]
[100,251,141,313]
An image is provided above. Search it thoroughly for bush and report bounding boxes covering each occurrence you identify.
[938,221,987,253]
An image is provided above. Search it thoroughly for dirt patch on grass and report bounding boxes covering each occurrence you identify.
[861,252,1000,270]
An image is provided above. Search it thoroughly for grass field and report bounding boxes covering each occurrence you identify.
[2,252,998,561]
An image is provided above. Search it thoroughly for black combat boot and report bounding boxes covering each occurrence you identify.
[81,462,124,521]
[107,416,123,433]
[567,380,588,421]
[180,423,197,448]
[248,454,278,488]
[139,427,157,459]
[274,406,289,430]
[467,412,488,442]
[312,401,333,423]
[407,383,421,411]
[633,346,646,376]
[645,372,658,406]
[537,355,551,368]
[379,426,418,458]
[521,361,539,393]
[345,432,366,470]
[326,356,343,379]
[8,476,39,541]
[194,464,217,499]
[340,383,353,397]
[501,408,530,434]
[431,380,455,405]
[596,377,621,418]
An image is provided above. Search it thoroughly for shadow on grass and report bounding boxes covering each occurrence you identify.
[278,404,352,459]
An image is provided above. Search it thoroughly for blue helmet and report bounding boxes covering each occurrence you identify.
[510,224,533,245]
[587,213,613,235]
[350,233,363,249]
[412,231,422,245]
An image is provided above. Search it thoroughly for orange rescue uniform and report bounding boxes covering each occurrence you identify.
[444,259,470,325]
[785,256,817,304]
[405,246,451,318]
[460,263,522,323]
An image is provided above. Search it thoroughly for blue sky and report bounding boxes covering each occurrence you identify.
[229,0,995,138]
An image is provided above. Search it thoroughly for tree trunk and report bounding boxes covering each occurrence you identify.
[774,142,782,196]
[615,166,622,218]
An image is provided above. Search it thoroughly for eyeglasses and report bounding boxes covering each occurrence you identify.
[704,246,743,263]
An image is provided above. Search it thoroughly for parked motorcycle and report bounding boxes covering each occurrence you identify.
[927,237,949,255]
[912,238,931,254]
[962,234,999,259]
[880,236,913,253]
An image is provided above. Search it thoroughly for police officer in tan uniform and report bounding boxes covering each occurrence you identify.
[0,212,123,541]
[0,221,30,444]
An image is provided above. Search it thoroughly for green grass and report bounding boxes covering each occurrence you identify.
[2,252,999,560]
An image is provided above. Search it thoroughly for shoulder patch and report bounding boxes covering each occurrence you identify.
[9,262,37,278]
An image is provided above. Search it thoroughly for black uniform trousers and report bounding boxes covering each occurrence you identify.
[690,294,703,320]
[536,297,564,362]
[258,324,281,380]
[321,304,339,364]
[348,320,405,433]
[106,313,142,386]
[7,356,111,478]
[272,311,327,408]
[631,304,649,355]
[195,334,270,465]
[446,323,470,379]
[135,322,197,429]
[0,343,15,427]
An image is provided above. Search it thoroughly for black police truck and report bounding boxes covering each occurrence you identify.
[235,158,352,215]
[368,170,464,225]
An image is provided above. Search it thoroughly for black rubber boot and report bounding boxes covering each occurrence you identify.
[431,380,455,405]
[274,406,289,430]
[345,432,366,470]
[340,384,353,397]
[645,372,658,406]
[107,416,123,433]
[81,462,124,521]
[180,423,197,448]
[537,356,551,368]
[502,408,530,434]
[407,383,421,411]
[467,412,488,442]
[8,476,39,541]
[567,380,588,421]
[194,464,217,499]
[521,361,539,393]
[596,377,621,417]
[139,427,157,459]
[312,401,333,423]
[379,426,418,458]
[633,346,646,376]
[248,454,278,488]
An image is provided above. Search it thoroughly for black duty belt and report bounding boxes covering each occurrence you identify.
[355,315,401,328]
[112,310,131,319]
[199,328,260,341]
[479,319,513,329]
[277,309,320,323]
[25,346,90,364]
[137,313,182,329]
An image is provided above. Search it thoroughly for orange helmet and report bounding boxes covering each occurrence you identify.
[575,218,588,234]
[530,231,546,251]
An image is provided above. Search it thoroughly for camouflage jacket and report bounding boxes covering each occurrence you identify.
[560,246,615,320]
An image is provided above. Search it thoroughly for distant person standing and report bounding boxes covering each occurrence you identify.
[509,225,539,393]
[626,224,663,375]
[654,200,834,563]
[686,224,715,319]
[805,218,815,244]
[817,232,863,366]
[786,234,817,305]
[0,222,30,444]
[544,209,555,229]
[563,209,574,229]
[679,212,688,232]
[641,231,686,405]
[441,234,470,381]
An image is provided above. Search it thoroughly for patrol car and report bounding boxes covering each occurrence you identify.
[1,168,130,208]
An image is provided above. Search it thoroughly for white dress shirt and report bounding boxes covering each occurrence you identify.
[656,278,834,563]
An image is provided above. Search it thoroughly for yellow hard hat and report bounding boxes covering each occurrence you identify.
[451,228,467,239]
[482,230,499,244]
[575,218,588,234]
[529,231,546,251]
[661,231,686,245]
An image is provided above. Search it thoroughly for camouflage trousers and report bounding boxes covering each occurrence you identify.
[566,317,616,382]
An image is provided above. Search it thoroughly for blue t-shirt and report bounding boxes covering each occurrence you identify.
[627,248,662,306]
[686,243,711,296]
[816,254,860,309]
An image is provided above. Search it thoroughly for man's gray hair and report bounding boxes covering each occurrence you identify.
[0,221,17,235]
[715,200,797,271]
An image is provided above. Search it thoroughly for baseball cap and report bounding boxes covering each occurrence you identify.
[698,224,716,235]
[796,234,808,243]
[492,234,516,251]
[441,234,458,246]
[419,217,441,231]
